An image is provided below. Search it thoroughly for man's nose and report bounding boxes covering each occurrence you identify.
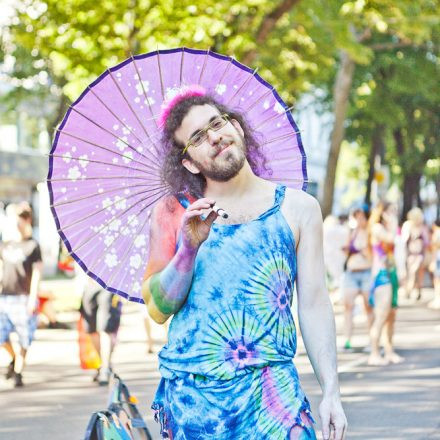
[206,128,222,145]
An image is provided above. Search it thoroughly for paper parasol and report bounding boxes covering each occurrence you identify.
[48,48,307,302]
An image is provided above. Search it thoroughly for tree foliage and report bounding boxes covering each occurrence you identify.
[1,0,439,215]
[346,23,440,217]
[320,0,440,216]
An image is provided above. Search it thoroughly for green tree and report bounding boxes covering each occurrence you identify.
[320,0,439,217]
[2,0,438,220]
[345,29,440,219]
[2,0,321,130]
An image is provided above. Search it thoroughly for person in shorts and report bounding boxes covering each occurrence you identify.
[368,202,403,366]
[0,203,42,387]
[80,278,122,385]
[428,219,440,309]
[342,208,373,351]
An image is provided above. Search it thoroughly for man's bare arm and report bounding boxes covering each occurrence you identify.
[142,197,218,324]
[142,244,197,324]
[295,194,347,440]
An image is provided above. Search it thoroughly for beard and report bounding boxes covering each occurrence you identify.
[189,134,246,182]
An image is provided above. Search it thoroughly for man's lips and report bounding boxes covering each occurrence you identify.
[214,143,232,157]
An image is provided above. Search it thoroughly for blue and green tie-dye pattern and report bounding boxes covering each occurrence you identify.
[152,185,316,439]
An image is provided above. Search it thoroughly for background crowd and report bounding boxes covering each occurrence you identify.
[324,205,440,363]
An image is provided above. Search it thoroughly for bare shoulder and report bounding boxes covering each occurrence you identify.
[149,195,186,237]
[284,187,322,223]
[281,188,322,245]
[152,195,184,219]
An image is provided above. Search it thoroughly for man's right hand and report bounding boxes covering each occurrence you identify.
[180,198,219,250]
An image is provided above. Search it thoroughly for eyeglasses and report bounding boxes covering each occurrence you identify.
[182,114,230,155]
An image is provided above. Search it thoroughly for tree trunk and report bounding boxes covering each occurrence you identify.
[125,0,140,57]
[241,0,301,66]
[321,51,356,217]
[393,128,404,156]
[50,91,69,132]
[393,127,422,222]
[365,125,384,206]
[402,172,421,222]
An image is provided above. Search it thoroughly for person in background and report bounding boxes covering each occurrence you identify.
[368,202,403,366]
[143,307,155,354]
[428,219,440,310]
[0,202,6,241]
[323,214,350,299]
[0,203,42,387]
[37,290,70,329]
[80,277,122,385]
[341,208,373,351]
[401,207,428,301]
[142,306,169,354]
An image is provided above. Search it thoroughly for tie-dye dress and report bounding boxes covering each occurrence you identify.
[152,185,316,439]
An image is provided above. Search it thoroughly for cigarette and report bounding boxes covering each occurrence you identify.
[211,204,228,219]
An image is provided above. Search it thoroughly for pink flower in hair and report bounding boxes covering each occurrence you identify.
[158,85,206,128]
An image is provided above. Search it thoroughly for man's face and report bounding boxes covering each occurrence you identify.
[175,104,246,182]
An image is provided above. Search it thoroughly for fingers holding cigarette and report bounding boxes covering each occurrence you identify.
[210,204,228,219]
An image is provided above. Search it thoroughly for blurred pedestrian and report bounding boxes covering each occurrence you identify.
[341,208,373,351]
[80,277,122,385]
[323,214,350,297]
[57,242,75,277]
[401,207,428,300]
[142,306,155,354]
[428,219,440,310]
[37,290,70,329]
[367,202,403,366]
[393,224,407,285]
[0,202,5,241]
[142,305,169,354]
[0,203,42,387]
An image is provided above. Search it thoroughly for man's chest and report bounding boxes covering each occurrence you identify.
[212,194,276,225]
[210,192,301,245]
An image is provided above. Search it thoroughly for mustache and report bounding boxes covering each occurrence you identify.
[211,140,232,157]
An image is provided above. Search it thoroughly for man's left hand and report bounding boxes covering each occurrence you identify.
[319,396,347,440]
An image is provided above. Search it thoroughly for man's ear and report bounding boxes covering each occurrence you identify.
[230,119,244,137]
[182,158,201,175]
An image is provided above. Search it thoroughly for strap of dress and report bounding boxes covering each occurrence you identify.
[176,193,190,209]
[274,184,286,207]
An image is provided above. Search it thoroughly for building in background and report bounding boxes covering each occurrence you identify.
[294,92,332,203]
[0,111,59,276]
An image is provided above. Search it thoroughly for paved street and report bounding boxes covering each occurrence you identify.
[0,285,439,440]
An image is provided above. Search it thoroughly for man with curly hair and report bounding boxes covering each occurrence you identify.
[142,89,346,440]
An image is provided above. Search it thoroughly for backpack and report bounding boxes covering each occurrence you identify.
[83,373,152,440]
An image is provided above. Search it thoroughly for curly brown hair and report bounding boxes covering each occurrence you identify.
[161,95,267,198]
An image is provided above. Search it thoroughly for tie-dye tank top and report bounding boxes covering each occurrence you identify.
[152,184,316,439]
